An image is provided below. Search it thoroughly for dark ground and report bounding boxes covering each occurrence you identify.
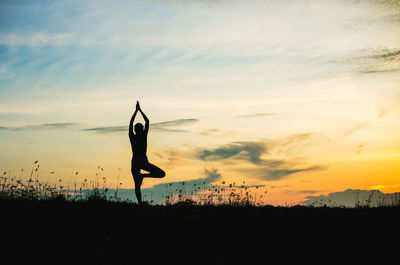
[1,198,399,264]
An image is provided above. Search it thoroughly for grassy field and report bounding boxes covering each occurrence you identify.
[1,169,399,264]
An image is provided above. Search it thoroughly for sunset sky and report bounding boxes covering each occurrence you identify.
[1,0,399,205]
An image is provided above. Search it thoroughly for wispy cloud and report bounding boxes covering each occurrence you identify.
[286,189,319,195]
[341,123,370,138]
[353,47,400,74]
[198,128,220,136]
[378,109,388,119]
[279,132,318,147]
[0,33,73,47]
[261,166,325,181]
[157,149,186,169]
[356,142,367,154]
[378,106,393,119]
[237,113,275,119]
[0,119,199,134]
[273,132,325,155]
[82,126,127,133]
[82,119,199,134]
[0,64,14,79]
[371,48,400,60]
[0,123,77,131]
[151,118,199,132]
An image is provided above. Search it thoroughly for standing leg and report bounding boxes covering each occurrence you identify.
[140,162,165,179]
[132,167,143,203]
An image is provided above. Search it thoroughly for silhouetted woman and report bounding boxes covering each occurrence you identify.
[129,101,165,203]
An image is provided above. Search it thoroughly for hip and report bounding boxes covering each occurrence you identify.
[131,156,149,167]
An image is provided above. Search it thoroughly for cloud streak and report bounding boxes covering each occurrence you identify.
[262,166,326,181]
[353,47,400,74]
[0,119,199,134]
[237,113,275,119]
[151,118,199,132]
[82,126,127,133]
[0,123,77,131]
[82,119,199,134]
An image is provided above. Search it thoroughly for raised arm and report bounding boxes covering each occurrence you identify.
[137,103,149,135]
[129,102,139,137]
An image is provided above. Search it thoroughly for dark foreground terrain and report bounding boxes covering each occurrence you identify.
[1,198,399,264]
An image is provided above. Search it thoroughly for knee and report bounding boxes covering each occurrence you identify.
[159,170,166,178]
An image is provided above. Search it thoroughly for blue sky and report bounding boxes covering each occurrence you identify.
[1,0,399,204]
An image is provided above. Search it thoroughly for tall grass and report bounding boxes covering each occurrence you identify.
[163,181,267,206]
[0,161,115,202]
[1,161,267,206]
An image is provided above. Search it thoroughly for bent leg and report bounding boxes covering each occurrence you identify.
[140,162,165,178]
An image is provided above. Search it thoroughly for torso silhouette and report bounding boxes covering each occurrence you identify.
[129,102,166,204]
[130,133,147,159]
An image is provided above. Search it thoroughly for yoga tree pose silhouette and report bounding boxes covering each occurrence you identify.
[129,101,165,203]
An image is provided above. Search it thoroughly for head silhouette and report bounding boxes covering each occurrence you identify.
[134,123,144,134]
